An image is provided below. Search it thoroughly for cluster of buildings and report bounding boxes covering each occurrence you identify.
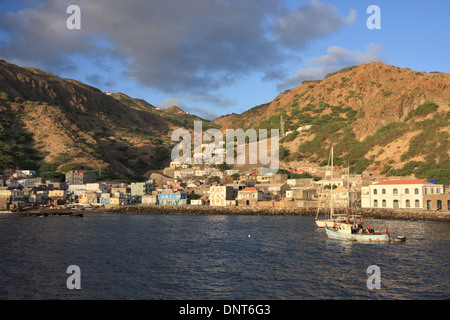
[1,166,449,212]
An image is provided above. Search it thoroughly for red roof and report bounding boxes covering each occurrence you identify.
[242,187,257,191]
[374,179,432,185]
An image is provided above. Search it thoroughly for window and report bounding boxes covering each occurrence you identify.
[374,200,378,208]
[382,199,386,208]
[405,199,410,208]
[415,188,419,195]
[415,200,420,208]
[405,188,409,194]
[373,189,378,195]
[393,188,398,195]
[382,189,386,194]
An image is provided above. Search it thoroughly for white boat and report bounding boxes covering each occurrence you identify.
[325,222,390,242]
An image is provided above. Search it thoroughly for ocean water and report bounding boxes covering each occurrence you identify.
[0,212,448,300]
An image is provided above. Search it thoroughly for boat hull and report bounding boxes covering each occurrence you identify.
[326,228,390,242]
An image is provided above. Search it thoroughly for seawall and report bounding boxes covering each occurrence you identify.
[104,205,450,223]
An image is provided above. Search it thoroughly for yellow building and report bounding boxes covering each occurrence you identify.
[79,191,98,204]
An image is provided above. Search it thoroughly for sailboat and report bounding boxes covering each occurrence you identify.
[315,147,347,228]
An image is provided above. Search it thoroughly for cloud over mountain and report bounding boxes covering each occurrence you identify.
[0,0,355,105]
[277,42,384,90]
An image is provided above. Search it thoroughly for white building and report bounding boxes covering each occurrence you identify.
[17,179,35,188]
[363,179,444,210]
[314,179,344,188]
[170,160,181,168]
[209,185,234,206]
[85,183,106,192]
[190,199,205,206]
[142,194,159,205]
[13,170,37,178]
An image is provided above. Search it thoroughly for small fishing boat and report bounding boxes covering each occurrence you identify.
[325,222,390,242]
[391,235,406,242]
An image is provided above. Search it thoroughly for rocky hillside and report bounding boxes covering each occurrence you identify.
[1,59,448,184]
[0,59,210,181]
[214,62,449,183]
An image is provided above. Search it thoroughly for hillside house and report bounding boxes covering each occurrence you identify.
[158,190,187,206]
[65,170,96,184]
[130,180,155,197]
[142,194,159,205]
[237,187,263,207]
[209,185,234,206]
[256,175,273,183]
[79,191,98,205]
[0,188,25,201]
[48,189,67,202]
[256,183,290,196]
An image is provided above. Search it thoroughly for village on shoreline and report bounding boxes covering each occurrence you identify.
[1,161,449,223]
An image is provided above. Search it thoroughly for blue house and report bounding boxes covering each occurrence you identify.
[158,191,187,206]
[100,198,110,205]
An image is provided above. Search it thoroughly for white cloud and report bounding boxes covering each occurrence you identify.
[158,97,184,109]
[277,42,384,89]
[345,9,357,25]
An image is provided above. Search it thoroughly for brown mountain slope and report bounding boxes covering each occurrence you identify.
[0,60,209,181]
[214,62,449,139]
[213,62,449,182]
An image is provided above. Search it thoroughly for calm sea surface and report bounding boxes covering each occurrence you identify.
[0,212,448,300]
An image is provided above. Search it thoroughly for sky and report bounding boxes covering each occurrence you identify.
[0,0,449,120]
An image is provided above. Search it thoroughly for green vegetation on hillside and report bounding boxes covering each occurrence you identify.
[0,104,42,171]
[281,100,449,183]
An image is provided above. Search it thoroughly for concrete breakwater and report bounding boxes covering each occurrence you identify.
[13,209,84,218]
[105,205,450,223]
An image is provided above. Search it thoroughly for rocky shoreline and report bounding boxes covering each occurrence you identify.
[9,205,449,222]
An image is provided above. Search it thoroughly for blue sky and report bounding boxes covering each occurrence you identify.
[0,0,449,120]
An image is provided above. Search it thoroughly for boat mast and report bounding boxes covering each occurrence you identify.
[347,165,350,208]
[330,146,334,220]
